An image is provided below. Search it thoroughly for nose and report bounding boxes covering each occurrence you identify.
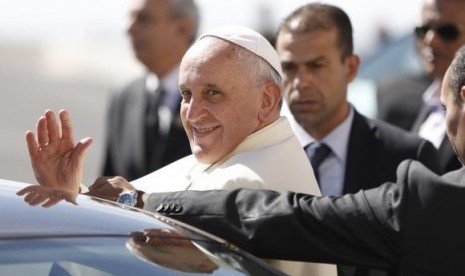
[424,28,443,48]
[293,67,312,91]
[183,97,207,123]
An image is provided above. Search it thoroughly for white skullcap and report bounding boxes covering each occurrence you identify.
[198,25,283,79]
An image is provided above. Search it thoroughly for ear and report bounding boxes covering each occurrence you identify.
[258,82,281,122]
[345,54,360,83]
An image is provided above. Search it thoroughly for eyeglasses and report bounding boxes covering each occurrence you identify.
[414,23,464,42]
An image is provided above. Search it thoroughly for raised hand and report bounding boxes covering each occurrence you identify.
[26,109,93,193]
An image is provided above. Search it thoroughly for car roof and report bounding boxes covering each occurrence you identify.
[0,179,222,242]
[1,179,286,275]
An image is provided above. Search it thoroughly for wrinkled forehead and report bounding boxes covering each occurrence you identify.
[179,37,249,85]
[181,37,240,68]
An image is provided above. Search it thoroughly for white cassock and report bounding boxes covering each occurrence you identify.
[132,116,337,276]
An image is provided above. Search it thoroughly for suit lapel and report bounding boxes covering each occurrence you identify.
[343,111,379,194]
[438,137,462,172]
[118,77,147,174]
[411,103,431,133]
[412,104,461,172]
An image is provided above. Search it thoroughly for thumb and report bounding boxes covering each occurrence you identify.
[72,137,93,167]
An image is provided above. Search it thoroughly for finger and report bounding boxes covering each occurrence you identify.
[36,116,50,147]
[88,176,112,190]
[59,109,74,143]
[25,131,39,159]
[28,193,49,206]
[42,196,65,208]
[17,185,36,196]
[64,194,78,205]
[108,176,135,191]
[24,191,41,205]
[72,137,93,170]
[45,109,60,145]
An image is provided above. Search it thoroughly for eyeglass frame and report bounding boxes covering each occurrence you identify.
[414,23,465,42]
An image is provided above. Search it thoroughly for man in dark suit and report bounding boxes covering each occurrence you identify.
[376,0,465,173]
[377,73,432,131]
[102,0,198,180]
[277,5,440,196]
[277,4,440,275]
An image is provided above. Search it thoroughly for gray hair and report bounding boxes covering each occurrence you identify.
[169,0,200,43]
[449,45,465,103]
[236,46,284,107]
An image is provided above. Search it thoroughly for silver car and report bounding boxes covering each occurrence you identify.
[1,179,285,275]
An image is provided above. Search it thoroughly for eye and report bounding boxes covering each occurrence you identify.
[206,89,220,96]
[180,90,192,102]
[281,62,296,73]
[308,62,323,70]
[136,13,151,24]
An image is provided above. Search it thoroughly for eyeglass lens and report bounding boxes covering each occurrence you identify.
[414,24,460,41]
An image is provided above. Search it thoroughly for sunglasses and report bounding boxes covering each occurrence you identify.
[414,23,464,42]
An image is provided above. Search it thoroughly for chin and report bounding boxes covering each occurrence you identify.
[192,149,213,164]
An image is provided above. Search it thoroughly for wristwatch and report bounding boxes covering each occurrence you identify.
[117,190,138,207]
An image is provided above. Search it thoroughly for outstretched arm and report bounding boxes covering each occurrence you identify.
[26,109,93,193]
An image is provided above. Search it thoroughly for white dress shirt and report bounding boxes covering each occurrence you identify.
[282,103,354,196]
[418,80,446,149]
[146,65,181,135]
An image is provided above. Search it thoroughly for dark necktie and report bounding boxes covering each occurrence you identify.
[306,143,332,184]
[144,87,166,165]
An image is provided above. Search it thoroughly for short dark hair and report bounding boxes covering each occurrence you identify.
[277,3,353,60]
[449,45,465,103]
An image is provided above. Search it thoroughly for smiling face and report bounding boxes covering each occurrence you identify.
[178,38,275,164]
[276,27,359,139]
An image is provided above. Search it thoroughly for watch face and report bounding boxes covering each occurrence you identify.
[118,193,136,206]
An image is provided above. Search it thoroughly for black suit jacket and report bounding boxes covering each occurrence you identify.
[146,160,465,276]
[102,76,191,181]
[376,74,432,131]
[340,111,442,276]
[411,104,462,173]
[343,110,442,195]
[376,75,460,173]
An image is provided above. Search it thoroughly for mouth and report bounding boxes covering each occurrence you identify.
[192,125,220,136]
[293,99,318,108]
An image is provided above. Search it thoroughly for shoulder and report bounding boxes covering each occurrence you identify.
[351,111,440,170]
[112,76,146,100]
[442,166,465,182]
[360,114,427,147]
